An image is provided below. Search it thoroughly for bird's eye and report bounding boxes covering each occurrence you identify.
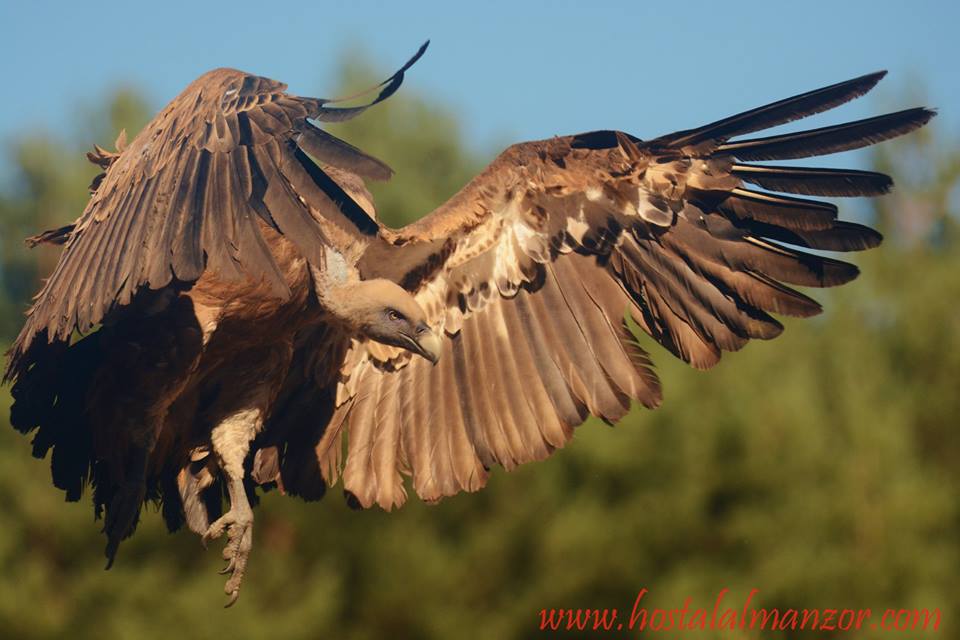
[388,309,403,322]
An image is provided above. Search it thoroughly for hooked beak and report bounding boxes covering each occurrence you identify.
[407,325,442,365]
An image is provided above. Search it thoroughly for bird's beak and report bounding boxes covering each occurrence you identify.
[411,326,442,365]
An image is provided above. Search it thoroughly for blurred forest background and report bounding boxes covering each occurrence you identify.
[0,56,957,639]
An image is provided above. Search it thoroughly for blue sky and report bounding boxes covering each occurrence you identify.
[2,1,957,164]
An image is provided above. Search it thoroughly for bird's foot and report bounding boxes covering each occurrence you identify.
[202,505,253,607]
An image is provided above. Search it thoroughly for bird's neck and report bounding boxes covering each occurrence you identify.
[310,260,381,333]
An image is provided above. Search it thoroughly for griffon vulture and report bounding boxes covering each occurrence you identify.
[5,42,934,605]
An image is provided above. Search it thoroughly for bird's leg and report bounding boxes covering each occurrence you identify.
[202,407,262,607]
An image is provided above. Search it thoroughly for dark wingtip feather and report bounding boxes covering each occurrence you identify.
[718,188,838,231]
[312,41,430,123]
[740,220,883,252]
[297,123,394,181]
[405,40,430,72]
[719,106,937,161]
[863,69,888,86]
[733,164,893,197]
[664,70,890,149]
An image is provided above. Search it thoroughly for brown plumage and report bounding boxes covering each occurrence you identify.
[5,46,934,605]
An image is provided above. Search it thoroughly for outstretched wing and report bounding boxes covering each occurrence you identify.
[5,43,429,379]
[295,71,933,510]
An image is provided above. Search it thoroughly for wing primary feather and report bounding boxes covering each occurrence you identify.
[690,214,861,287]
[732,164,893,197]
[718,107,936,160]
[661,219,821,316]
[297,123,394,181]
[664,71,887,148]
[310,41,429,123]
[624,238,752,349]
[716,188,838,231]
[737,219,883,252]
[644,282,721,369]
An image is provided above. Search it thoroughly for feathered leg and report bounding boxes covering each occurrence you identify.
[184,294,295,605]
[202,407,262,607]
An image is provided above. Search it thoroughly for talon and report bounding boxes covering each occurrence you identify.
[201,515,230,549]
[199,447,257,606]
[203,502,253,606]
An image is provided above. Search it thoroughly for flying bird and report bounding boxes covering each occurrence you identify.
[5,42,934,605]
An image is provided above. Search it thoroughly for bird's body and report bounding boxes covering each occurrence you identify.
[5,44,934,604]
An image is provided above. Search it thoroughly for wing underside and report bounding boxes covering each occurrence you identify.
[284,71,933,510]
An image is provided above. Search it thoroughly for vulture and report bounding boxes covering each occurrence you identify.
[5,41,934,605]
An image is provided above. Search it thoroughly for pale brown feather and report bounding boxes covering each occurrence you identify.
[320,71,932,509]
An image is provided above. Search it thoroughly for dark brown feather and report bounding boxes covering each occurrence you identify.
[663,71,887,148]
[5,59,412,379]
[718,107,935,161]
[716,188,838,231]
[297,123,394,181]
[732,164,893,197]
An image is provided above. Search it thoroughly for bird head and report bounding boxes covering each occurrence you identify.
[349,280,442,364]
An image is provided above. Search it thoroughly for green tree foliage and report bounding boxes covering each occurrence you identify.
[0,62,956,639]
